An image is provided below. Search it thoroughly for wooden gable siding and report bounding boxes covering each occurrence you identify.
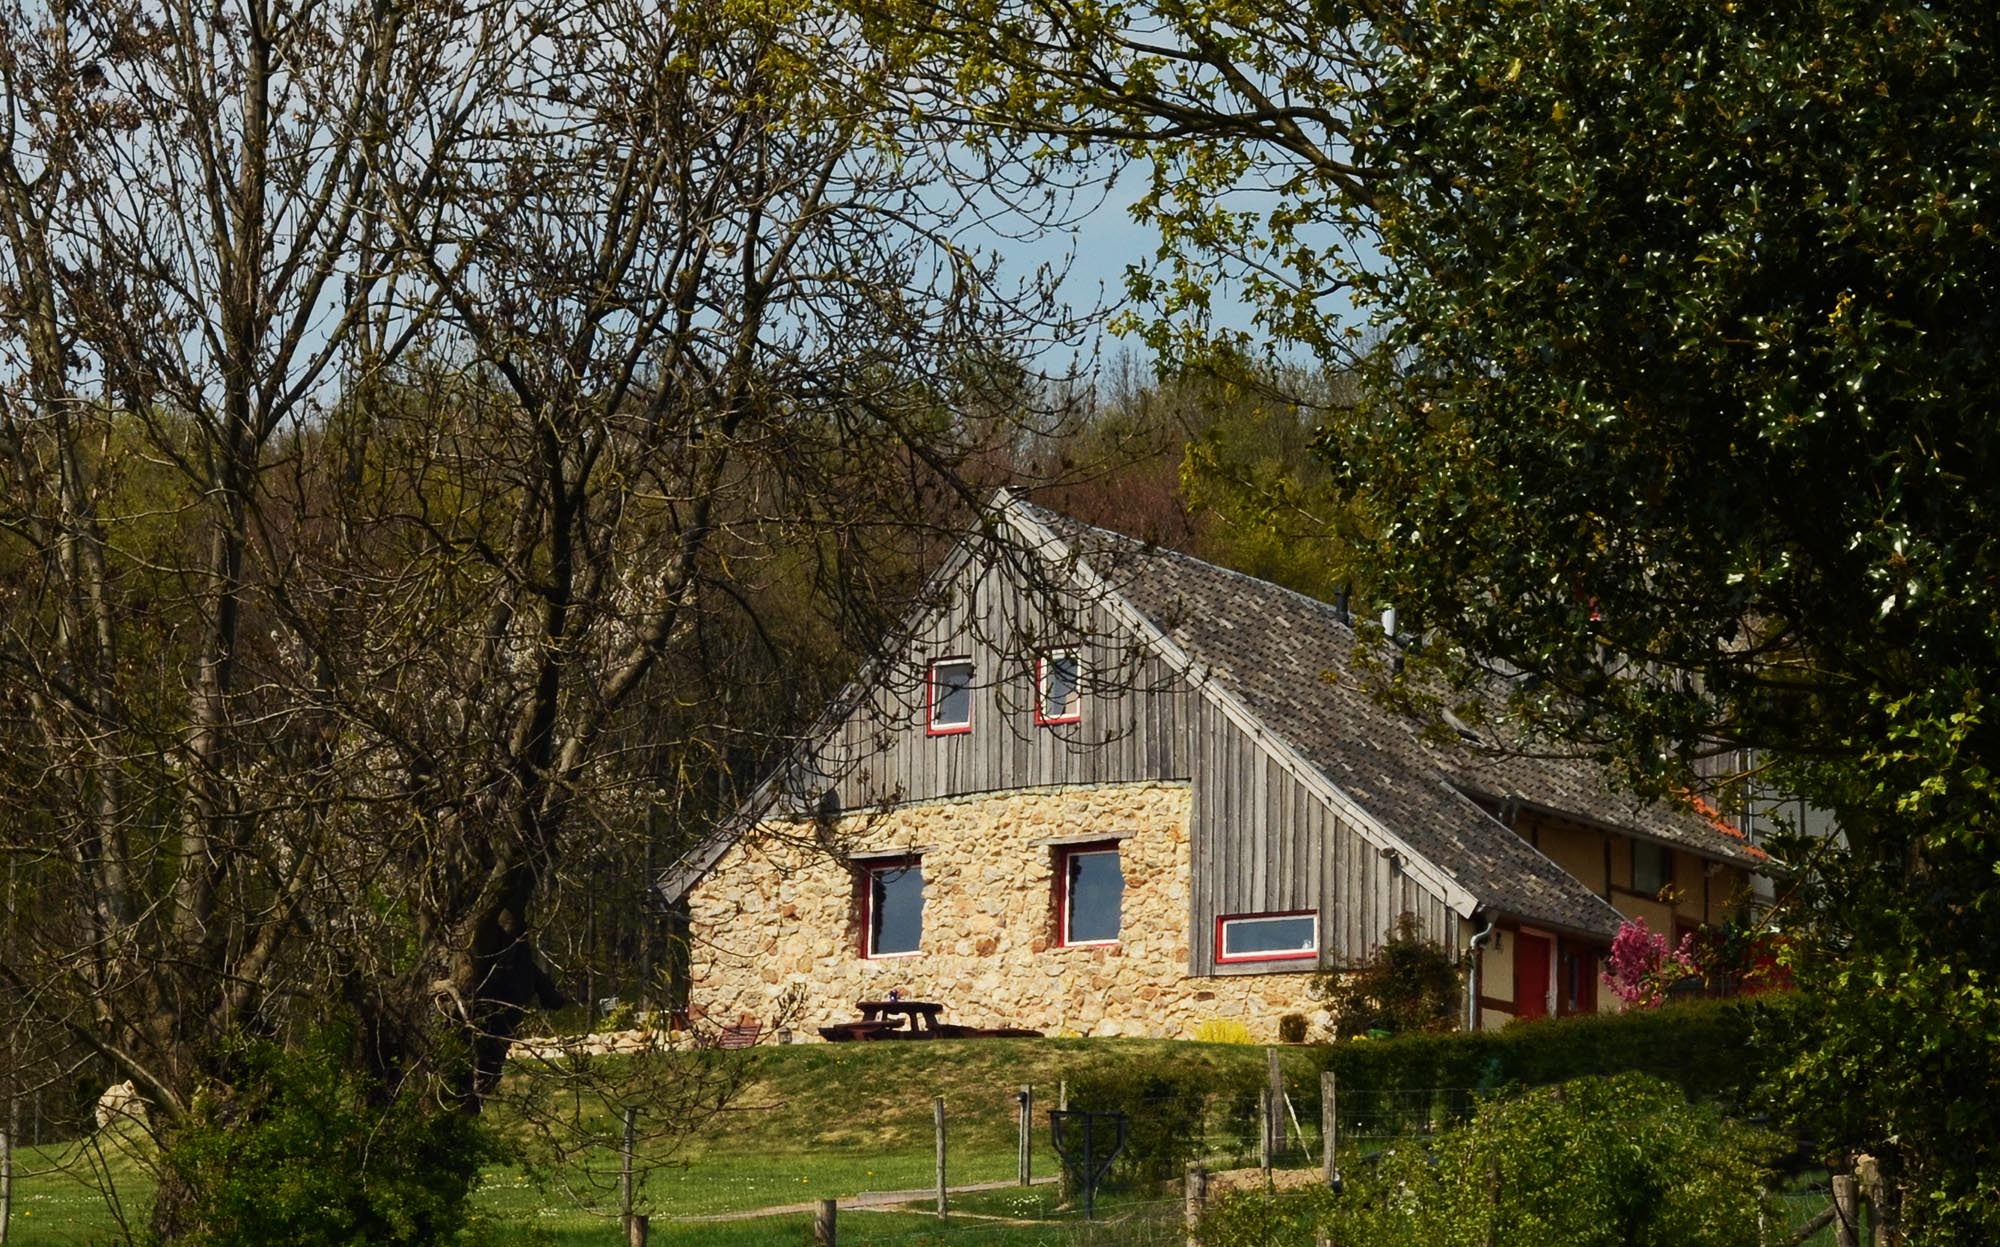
[1187,695,1462,975]
[789,542,1464,978]
[812,553,1194,812]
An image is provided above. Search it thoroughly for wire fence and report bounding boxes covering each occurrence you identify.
[0,1067,1841,1247]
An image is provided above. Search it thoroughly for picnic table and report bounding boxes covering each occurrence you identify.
[859,999,947,1033]
[817,999,1043,1042]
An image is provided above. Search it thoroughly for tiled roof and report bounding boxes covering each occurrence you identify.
[1019,500,1759,939]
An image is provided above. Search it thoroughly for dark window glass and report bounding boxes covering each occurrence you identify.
[869,861,923,955]
[1633,842,1671,896]
[1040,653,1081,721]
[1064,848,1122,943]
[930,660,972,730]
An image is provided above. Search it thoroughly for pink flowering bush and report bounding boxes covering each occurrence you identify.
[1602,918,1697,1008]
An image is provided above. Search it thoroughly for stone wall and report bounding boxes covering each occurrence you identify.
[684,783,1326,1042]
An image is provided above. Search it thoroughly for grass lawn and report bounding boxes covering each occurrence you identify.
[1,1037,1287,1245]
[3,1037,1835,1245]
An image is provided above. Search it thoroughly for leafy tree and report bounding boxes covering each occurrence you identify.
[0,0,1080,1238]
[1032,354,1371,600]
[916,0,2000,1234]
[1334,4,2000,1238]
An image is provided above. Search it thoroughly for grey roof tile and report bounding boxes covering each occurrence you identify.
[1022,501,1758,940]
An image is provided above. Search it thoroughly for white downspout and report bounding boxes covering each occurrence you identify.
[1465,913,1497,1031]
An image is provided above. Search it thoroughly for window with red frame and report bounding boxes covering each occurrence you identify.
[1216,911,1318,963]
[1035,651,1081,724]
[1055,842,1122,944]
[927,658,973,735]
[859,856,923,957]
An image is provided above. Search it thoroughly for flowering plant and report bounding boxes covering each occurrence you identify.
[1601,917,1696,1007]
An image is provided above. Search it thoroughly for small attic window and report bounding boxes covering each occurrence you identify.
[927,658,973,735]
[1035,651,1081,725]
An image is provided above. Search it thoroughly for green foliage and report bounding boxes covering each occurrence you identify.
[1332,1,2000,1237]
[1314,912,1460,1038]
[1313,996,1789,1114]
[1321,1075,1780,1247]
[154,1030,500,1247]
[1196,1185,1339,1247]
[1065,1056,1264,1185]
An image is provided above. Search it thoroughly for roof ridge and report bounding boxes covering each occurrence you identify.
[1010,496,1363,639]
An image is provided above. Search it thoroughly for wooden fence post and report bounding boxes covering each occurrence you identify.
[814,1198,837,1247]
[1320,1071,1337,1187]
[1856,1154,1895,1247]
[1184,1163,1208,1247]
[1017,1085,1032,1186]
[1831,1174,1860,1247]
[1265,1049,1284,1162]
[620,1106,638,1224]
[1259,1090,1274,1182]
[934,1096,948,1218]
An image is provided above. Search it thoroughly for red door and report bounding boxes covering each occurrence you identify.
[1515,932,1551,1019]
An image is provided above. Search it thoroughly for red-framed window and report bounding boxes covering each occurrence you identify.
[926,658,973,735]
[1055,841,1122,945]
[1215,911,1319,964]
[1034,651,1082,725]
[858,856,924,958]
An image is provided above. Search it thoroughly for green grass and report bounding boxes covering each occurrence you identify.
[2,1138,153,1246]
[9,1036,1820,1246]
[1,1037,1279,1245]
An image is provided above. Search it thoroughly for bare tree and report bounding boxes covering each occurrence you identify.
[0,0,1082,1238]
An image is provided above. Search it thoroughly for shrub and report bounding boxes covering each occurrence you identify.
[153,1027,499,1247]
[1065,1057,1263,1186]
[1322,1074,1782,1247]
[1197,1186,1338,1247]
[1305,994,1796,1118]
[1194,1018,1254,1045]
[1314,912,1461,1037]
[1278,1013,1308,1044]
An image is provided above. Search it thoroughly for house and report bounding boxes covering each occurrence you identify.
[660,491,1769,1042]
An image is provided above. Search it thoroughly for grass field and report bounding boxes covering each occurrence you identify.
[0,1037,1287,1245]
[0,1036,1836,1246]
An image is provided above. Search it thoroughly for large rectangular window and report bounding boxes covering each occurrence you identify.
[1216,911,1319,964]
[861,857,924,957]
[1057,843,1122,945]
[1035,651,1082,725]
[927,658,973,735]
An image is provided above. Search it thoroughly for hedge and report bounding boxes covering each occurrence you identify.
[1308,994,1801,1111]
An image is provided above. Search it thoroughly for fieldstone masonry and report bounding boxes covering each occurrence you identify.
[685,782,1325,1042]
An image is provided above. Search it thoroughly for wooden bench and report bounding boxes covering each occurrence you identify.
[716,1022,761,1049]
